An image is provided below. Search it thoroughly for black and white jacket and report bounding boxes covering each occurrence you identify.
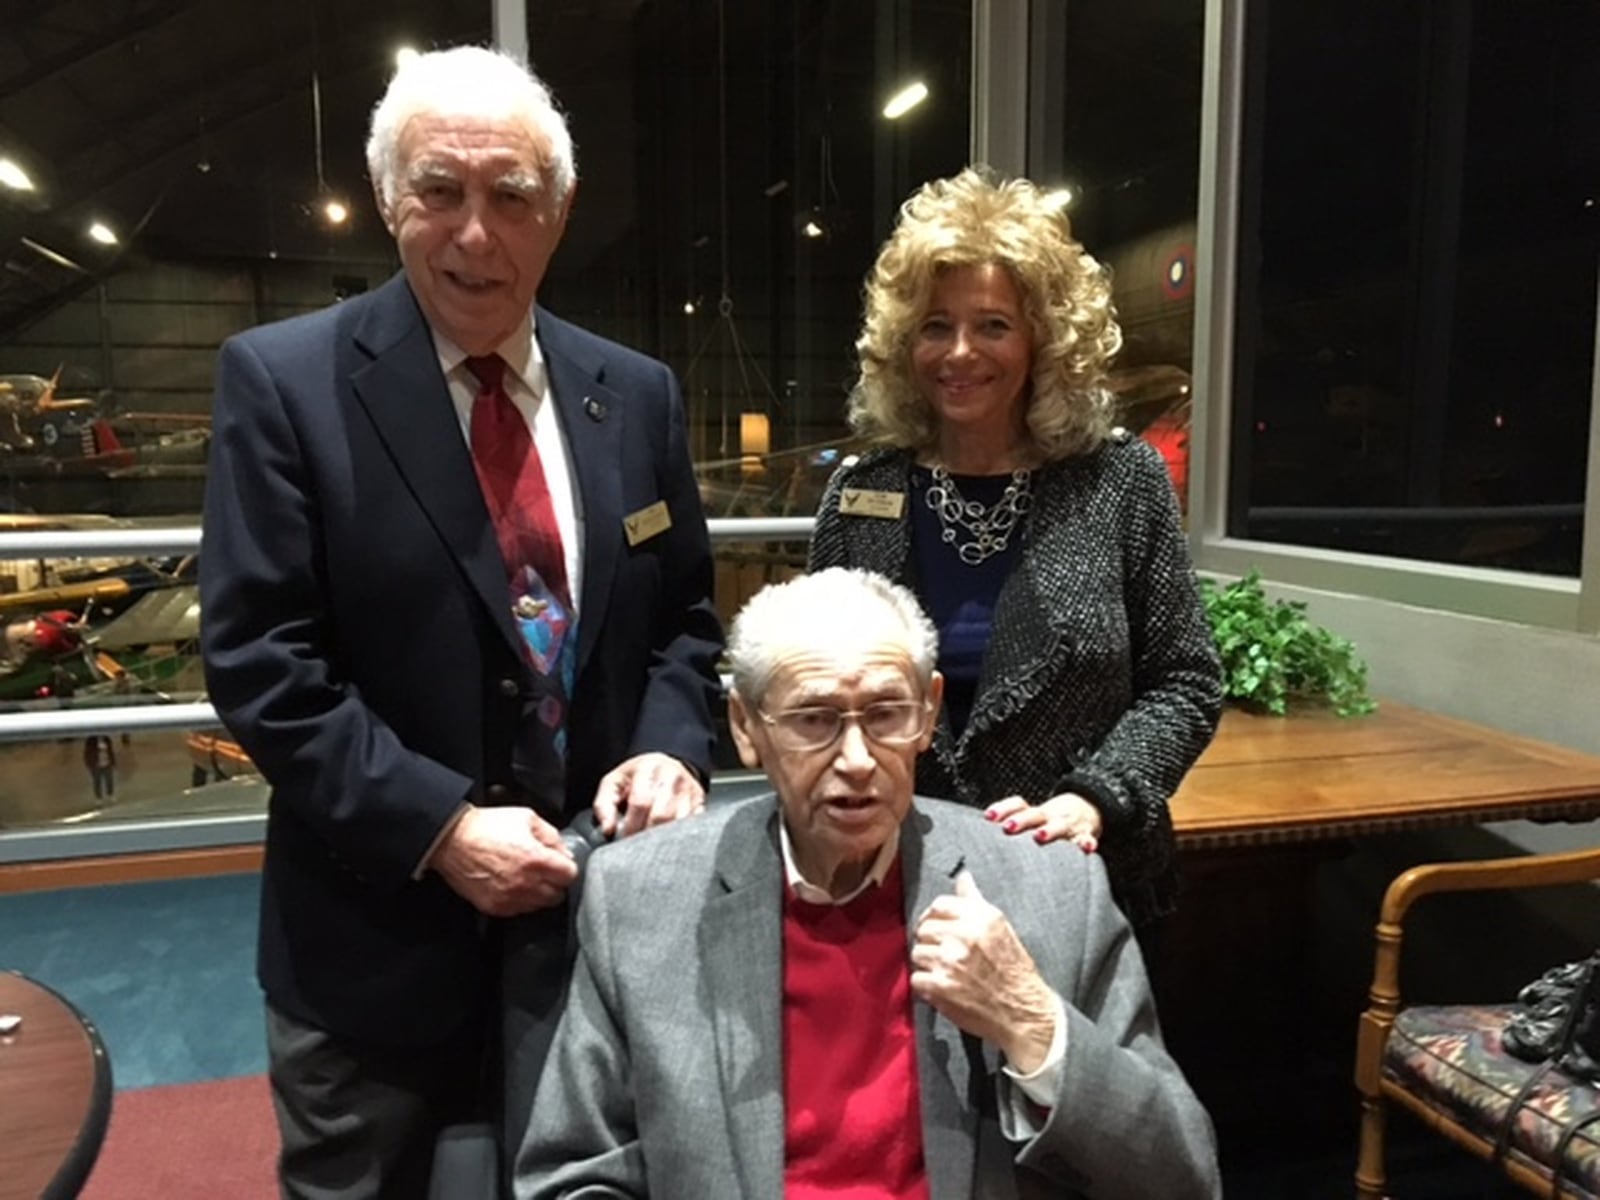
[808,433,1222,925]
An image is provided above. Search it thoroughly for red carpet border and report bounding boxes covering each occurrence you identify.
[82,1074,277,1199]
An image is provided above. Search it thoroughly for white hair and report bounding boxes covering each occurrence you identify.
[727,568,939,707]
[366,45,577,213]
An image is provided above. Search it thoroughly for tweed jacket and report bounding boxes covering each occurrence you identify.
[515,795,1221,1200]
[808,435,1221,924]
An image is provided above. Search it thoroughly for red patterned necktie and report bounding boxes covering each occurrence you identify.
[465,354,571,610]
[465,354,573,797]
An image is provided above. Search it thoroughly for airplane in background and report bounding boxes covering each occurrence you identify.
[0,546,199,704]
[0,369,132,468]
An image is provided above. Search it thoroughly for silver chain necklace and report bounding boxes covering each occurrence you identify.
[925,464,1033,566]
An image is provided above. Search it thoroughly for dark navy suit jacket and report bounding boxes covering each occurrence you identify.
[199,274,722,1048]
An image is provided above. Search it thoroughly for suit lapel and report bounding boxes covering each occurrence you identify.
[348,276,525,666]
[902,808,990,1200]
[537,311,625,680]
[700,800,787,1198]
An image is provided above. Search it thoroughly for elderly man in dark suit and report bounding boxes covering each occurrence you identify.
[199,46,722,1199]
[517,568,1218,1200]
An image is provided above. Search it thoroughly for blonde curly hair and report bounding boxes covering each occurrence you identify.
[848,167,1122,460]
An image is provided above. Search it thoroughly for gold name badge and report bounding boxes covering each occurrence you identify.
[839,488,905,519]
[623,500,673,546]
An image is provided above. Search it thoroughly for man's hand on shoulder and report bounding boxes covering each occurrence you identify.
[592,752,705,838]
[430,805,578,917]
[910,870,1060,1074]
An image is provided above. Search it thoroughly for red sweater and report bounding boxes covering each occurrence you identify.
[782,857,929,1200]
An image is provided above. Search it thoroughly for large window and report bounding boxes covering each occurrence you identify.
[537,1,971,520]
[0,1,971,842]
[1227,0,1598,575]
[1037,0,1205,513]
[1,2,493,519]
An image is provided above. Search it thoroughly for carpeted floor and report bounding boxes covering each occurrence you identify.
[1,872,266,1088]
[80,1074,277,1199]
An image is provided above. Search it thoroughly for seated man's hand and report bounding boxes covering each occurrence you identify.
[910,870,1060,1074]
[593,752,704,838]
[431,805,578,917]
[985,791,1102,853]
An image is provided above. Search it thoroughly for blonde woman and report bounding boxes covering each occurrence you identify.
[809,168,1221,925]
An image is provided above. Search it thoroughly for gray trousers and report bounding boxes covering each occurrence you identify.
[265,1004,490,1200]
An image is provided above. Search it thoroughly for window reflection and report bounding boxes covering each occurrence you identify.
[1231,0,1597,574]
[537,1,971,523]
[1045,0,1205,514]
[2,2,969,530]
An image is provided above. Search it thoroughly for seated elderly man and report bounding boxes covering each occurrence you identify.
[516,567,1219,1199]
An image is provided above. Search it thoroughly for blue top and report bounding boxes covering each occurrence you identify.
[908,465,1025,736]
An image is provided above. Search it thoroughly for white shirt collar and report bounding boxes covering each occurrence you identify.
[430,311,545,393]
[778,817,901,906]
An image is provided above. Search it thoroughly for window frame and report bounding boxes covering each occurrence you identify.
[1186,0,1600,634]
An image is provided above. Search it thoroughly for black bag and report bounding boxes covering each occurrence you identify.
[1502,950,1600,1082]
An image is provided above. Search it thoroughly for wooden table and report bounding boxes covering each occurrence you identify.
[1157,702,1600,1148]
[0,972,112,1200]
[1172,701,1600,849]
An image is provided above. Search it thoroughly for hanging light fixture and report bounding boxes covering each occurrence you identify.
[882,81,929,120]
[0,157,35,191]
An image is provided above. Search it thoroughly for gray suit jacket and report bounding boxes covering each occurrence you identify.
[515,796,1219,1200]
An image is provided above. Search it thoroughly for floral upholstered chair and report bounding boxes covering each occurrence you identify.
[1355,845,1600,1199]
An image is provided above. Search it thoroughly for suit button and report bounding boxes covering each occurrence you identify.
[498,678,519,697]
[486,784,510,803]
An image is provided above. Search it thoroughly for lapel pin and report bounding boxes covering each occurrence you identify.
[584,396,606,422]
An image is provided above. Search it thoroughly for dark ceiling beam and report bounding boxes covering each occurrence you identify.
[48,33,356,177]
[20,35,392,231]
[0,261,108,342]
[0,0,194,96]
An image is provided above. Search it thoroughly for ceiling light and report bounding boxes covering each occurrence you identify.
[683,301,696,315]
[323,199,350,225]
[882,82,929,120]
[87,222,118,246]
[0,158,35,191]
[801,219,825,239]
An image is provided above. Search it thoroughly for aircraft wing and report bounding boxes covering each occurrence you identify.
[92,584,200,649]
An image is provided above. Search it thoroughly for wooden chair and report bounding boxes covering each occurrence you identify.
[1355,845,1600,1198]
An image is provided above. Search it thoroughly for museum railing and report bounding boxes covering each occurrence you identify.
[0,519,812,862]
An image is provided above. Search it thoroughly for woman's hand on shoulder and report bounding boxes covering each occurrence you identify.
[985,792,1102,854]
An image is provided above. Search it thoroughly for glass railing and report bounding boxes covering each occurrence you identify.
[0,519,806,861]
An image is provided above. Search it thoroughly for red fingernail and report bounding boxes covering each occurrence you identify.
[1034,830,1049,843]
[1003,819,1019,833]
[984,809,1000,822]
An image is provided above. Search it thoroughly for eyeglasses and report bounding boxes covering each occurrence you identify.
[757,699,930,753]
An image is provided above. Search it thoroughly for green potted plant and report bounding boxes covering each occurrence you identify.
[1199,571,1376,717]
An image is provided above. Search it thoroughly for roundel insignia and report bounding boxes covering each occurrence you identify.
[1162,245,1195,301]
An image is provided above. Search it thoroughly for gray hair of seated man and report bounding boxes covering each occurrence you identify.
[366,45,577,214]
[727,567,939,708]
